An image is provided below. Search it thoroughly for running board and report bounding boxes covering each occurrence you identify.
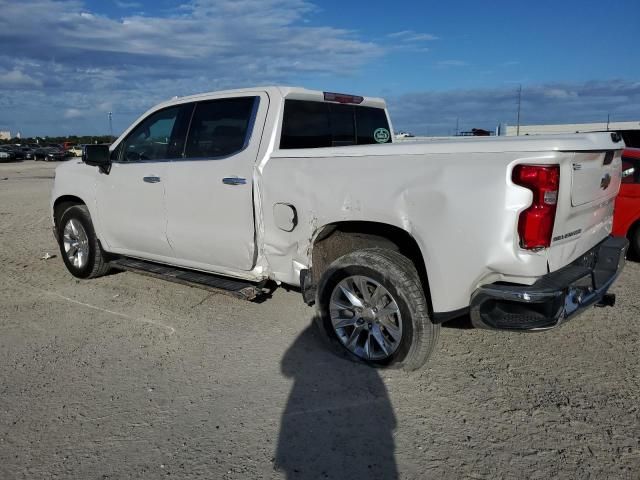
[110,257,266,301]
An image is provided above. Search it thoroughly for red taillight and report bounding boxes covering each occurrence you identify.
[512,165,560,249]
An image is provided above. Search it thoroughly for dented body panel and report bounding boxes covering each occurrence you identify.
[51,86,624,316]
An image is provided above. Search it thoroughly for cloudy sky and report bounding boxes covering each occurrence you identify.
[0,0,638,136]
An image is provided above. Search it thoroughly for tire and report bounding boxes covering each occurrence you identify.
[56,204,111,279]
[631,223,640,259]
[316,248,439,371]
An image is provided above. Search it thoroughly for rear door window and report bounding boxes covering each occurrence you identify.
[184,97,257,159]
[280,99,391,149]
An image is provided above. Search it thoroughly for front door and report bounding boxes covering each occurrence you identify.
[96,103,192,260]
[164,93,268,272]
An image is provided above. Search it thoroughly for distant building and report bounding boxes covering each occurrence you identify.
[0,131,11,140]
[505,121,640,136]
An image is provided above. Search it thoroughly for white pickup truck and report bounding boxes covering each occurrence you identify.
[51,86,628,370]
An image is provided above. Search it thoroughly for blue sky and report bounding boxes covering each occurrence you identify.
[0,0,638,136]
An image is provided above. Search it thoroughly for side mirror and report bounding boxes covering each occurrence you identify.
[83,144,111,172]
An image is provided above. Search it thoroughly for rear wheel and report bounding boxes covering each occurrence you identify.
[57,205,111,279]
[316,248,439,371]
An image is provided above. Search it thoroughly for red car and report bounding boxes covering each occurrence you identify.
[613,147,640,256]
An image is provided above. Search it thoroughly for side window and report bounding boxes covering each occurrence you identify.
[621,157,640,184]
[279,99,391,149]
[121,104,192,162]
[184,97,257,159]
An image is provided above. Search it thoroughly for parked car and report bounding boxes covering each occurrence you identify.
[45,148,67,162]
[33,147,50,161]
[34,146,66,161]
[0,147,16,162]
[51,86,627,370]
[21,145,36,160]
[613,147,640,257]
[4,145,26,160]
[68,145,84,157]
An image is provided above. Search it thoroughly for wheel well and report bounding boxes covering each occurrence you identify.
[309,221,432,311]
[53,195,85,229]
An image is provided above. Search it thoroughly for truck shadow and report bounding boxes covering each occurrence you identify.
[441,314,475,330]
[275,322,398,479]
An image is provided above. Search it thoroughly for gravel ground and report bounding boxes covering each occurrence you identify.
[1,160,639,479]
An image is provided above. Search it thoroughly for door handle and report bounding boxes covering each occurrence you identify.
[222,177,247,186]
[143,176,161,183]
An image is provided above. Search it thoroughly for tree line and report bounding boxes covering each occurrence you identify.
[0,135,116,145]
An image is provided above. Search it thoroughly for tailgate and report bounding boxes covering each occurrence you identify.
[547,149,623,271]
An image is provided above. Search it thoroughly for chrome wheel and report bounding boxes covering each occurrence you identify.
[329,275,403,361]
[63,218,89,269]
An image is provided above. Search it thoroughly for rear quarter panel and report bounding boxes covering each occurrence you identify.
[260,149,555,313]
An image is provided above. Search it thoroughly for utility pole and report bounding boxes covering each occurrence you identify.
[606,113,610,131]
[108,112,113,138]
[455,117,459,136]
[516,84,522,136]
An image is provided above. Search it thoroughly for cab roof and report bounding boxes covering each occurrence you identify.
[156,86,387,110]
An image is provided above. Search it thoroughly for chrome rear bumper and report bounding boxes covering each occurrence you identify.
[470,236,628,330]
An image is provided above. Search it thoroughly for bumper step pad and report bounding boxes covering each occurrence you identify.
[110,257,265,301]
[470,236,628,330]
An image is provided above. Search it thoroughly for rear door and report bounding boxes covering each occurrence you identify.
[164,92,268,272]
[547,149,623,270]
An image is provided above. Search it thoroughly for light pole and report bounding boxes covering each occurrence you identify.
[516,85,522,136]
[108,112,113,138]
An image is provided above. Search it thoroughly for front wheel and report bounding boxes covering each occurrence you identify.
[316,248,439,371]
[56,205,111,279]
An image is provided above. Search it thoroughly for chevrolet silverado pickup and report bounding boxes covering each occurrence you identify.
[51,86,628,370]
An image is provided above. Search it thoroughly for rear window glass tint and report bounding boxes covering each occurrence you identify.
[280,100,331,149]
[356,106,392,145]
[280,100,390,149]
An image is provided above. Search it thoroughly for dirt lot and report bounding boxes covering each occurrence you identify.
[1,160,639,479]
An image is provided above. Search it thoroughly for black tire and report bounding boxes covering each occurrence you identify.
[316,248,439,371]
[56,204,111,279]
[631,223,640,260]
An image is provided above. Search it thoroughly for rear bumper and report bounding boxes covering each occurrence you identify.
[470,236,628,330]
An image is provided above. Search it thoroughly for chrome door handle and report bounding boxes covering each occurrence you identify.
[143,176,161,183]
[222,177,247,186]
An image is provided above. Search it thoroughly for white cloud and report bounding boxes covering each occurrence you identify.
[0,68,42,88]
[0,0,383,135]
[388,80,640,136]
[115,1,142,8]
[436,60,468,68]
[544,88,578,99]
[387,30,438,42]
[63,108,84,119]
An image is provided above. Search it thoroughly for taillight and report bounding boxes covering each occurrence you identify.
[512,165,560,249]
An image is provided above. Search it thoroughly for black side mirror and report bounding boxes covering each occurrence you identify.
[83,144,111,173]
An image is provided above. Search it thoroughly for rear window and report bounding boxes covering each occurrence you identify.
[280,99,391,149]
